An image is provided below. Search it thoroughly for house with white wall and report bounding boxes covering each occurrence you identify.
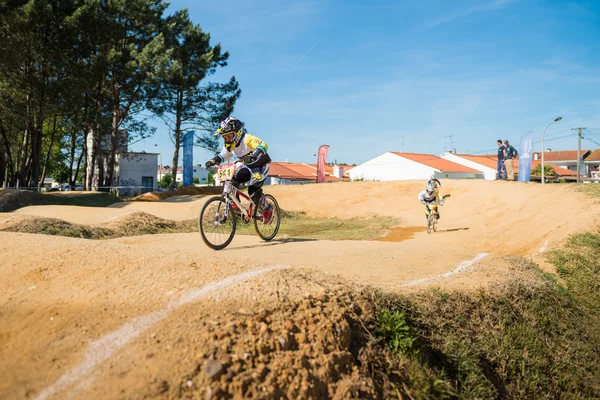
[348,152,483,181]
[116,152,158,196]
[532,150,591,176]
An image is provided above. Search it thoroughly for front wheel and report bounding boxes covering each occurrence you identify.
[427,212,435,234]
[199,196,237,250]
[254,194,281,241]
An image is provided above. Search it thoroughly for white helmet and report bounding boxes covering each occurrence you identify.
[426,183,435,194]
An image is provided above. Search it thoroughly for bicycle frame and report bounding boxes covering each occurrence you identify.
[221,180,257,223]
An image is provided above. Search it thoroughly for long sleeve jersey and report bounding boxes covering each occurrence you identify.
[215,133,271,167]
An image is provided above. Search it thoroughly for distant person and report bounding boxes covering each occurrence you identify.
[503,139,518,181]
[496,139,507,180]
[418,184,441,220]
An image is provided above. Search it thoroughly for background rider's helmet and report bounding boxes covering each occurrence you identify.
[214,117,244,150]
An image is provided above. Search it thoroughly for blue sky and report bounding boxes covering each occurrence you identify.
[132,0,600,166]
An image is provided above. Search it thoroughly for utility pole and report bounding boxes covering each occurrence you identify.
[445,135,454,153]
[577,128,582,184]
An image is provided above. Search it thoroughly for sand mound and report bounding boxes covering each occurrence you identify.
[0,212,196,239]
[131,186,223,201]
[0,189,45,212]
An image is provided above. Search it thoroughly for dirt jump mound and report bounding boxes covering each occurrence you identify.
[131,186,223,201]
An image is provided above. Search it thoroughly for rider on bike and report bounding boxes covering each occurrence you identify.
[204,117,273,223]
[418,183,441,220]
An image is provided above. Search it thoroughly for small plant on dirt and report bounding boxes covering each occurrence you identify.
[376,309,418,356]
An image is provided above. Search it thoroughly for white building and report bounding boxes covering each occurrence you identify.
[115,152,158,196]
[349,152,483,181]
[192,165,210,184]
[532,150,591,176]
[583,149,600,179]
[157,165,209,185]
[442,153,499,180]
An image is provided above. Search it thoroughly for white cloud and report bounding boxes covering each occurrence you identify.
[424,0,518,28]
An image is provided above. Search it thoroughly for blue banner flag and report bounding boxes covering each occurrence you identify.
[518,130,534,182]
[183,131,194,186]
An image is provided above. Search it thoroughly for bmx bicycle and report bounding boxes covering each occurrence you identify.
[199,162,281,250]
[426,194,450,234]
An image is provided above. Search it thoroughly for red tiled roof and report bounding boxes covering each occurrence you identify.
[307,164,353,176]
[269,162,349,182]
[584,149,600,162]
[532,150,590,162]
[451,154,578,176]
[390,152,481,173]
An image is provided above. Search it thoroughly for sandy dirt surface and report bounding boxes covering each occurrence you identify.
[1,180,599,399]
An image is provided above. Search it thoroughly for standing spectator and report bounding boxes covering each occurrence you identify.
[496,139,507,180]
[504,139,518,181]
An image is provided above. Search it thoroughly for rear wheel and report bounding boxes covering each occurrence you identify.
[199,196,237,250]
[253,194,281,241]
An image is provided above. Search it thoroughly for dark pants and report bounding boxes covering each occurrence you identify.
[496,159,507,179]
[232,165,267,205]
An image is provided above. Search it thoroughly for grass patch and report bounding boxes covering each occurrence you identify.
[353,257,600,399]
[0,189,120,212]
[577,183,600,200]
[1,211,398,241]
[547,227,600,313]
[0,213,195,239]
[236,211,399,241]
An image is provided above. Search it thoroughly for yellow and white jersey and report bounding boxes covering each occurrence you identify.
[219,134,268,162]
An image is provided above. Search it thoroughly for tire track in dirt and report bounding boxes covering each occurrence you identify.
[35,265,289,400]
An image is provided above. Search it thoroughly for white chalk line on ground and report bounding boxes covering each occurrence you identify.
[0,216,16,224]
[400,253,489,287]
[35,265,289,400]
[103,210,141,223]
[539,240,549,253]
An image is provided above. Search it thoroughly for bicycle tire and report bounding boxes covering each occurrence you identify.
[253,194,281,241]
[199,196,237,250]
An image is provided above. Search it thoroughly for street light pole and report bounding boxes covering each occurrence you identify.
[541,117,562,185]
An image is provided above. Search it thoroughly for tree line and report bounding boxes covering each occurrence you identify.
[0,0,240,189]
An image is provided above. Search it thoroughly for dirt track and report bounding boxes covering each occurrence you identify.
[1,180,599,399]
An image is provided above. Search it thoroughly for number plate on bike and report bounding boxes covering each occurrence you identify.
[216,163,236,181]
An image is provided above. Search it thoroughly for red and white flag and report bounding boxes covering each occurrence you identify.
[316,145,329,183]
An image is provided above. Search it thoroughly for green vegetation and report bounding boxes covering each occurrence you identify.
[236,211,400,241]
[531,164,557,176]
[0,213,195,239]
[355,233,600,399]
[0,1,239,189]
[0,189,120,212]
[577,183,600,200]
[548,228,600,313]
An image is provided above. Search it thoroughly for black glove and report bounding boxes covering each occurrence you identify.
[205,159,216,169]
[241,153,256,164]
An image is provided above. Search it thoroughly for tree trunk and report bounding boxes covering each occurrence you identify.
[105,85,120,191]
[39,114,58,188]
[73,148,84,186]
[31,75,47,189]
[0,138,6,188]
[170,91,184,188]
[68,131,76,185]
[0,119,15,186]
[18,124,31,188]
[82,95,89,189]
